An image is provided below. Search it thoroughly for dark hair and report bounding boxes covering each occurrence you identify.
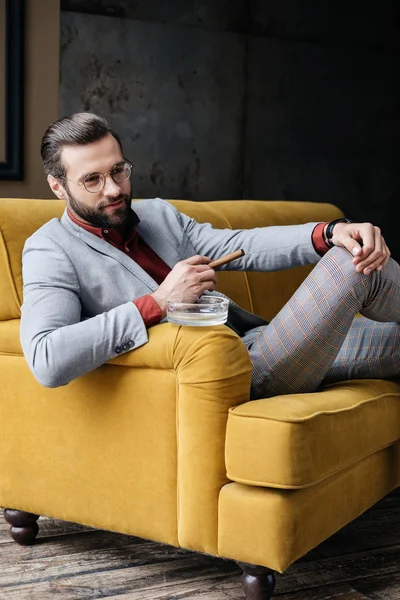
[40,112,123,180]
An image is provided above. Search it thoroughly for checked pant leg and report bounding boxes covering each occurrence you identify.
[245,246,400,399]
[322,317,400,385]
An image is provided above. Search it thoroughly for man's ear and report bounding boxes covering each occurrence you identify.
[47,174,68,200]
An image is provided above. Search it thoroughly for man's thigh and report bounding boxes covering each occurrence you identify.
[243,317,400,398]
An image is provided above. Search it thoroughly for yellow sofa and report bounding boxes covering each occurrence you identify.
[1,197,400,600]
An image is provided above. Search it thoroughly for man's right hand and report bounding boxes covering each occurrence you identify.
[151,255,217,317]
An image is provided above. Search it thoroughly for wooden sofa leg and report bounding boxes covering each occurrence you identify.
[237,562,276,600]
[3,509,40,545]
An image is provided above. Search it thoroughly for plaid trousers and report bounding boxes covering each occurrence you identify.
[242,246,400,399]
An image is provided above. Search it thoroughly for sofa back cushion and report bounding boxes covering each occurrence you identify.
[0,199,65,320]
[0,198,343,322]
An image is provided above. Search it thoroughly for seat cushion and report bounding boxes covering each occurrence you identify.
[225,379,400,489]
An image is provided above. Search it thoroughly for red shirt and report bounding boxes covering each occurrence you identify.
[68,208,329,328]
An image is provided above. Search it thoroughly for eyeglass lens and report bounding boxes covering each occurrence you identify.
[84,162,132,192]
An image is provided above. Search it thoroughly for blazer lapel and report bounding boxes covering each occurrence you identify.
[60,210,160,292]
[135,219,181,269]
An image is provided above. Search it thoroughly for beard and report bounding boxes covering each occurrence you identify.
[66,185,132,229]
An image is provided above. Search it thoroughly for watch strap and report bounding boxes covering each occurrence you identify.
[325,218,352,247]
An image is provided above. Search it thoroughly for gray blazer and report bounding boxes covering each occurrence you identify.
[20,198,321,387]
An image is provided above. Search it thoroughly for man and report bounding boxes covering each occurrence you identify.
[20,112,400,399]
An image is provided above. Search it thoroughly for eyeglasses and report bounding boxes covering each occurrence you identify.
[68,160,132,193]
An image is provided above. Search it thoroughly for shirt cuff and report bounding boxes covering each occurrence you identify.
[312,222,330,256]
[133,295,162,327]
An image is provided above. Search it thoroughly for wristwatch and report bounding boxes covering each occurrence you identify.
[325,218,352,248]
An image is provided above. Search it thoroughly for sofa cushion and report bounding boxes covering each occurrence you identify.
[225,378,400,489]
[0,199,65,316]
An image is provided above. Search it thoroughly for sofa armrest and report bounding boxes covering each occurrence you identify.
[111,322,252,554]
[109,321,249,373]
[0,321,251,555]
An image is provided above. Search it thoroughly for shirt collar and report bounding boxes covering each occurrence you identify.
[67,207,140,240]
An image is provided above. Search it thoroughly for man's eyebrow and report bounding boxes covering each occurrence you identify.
[110,161,125,169]
[78,162,124,181]
[77,170,99,182]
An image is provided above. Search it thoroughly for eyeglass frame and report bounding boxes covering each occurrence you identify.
[62,159,133,193]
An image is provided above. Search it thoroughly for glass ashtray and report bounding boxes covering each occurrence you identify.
[166,296,229,326]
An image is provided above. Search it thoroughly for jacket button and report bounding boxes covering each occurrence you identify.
[128,340,134,348]
[115,346,121,354]
[122,343,129,351]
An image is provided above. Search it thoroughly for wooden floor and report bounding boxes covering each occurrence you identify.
[1,490,400,599]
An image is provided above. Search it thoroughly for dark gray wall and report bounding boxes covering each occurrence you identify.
[60,1,399,258]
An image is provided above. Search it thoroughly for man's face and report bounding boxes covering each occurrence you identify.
[50,134,132,228]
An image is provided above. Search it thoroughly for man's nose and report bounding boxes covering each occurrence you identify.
[103,174,121,196]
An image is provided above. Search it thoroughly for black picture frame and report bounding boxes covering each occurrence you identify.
[0,0,25,180]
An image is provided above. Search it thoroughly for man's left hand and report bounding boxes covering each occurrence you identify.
[326,221,391,275]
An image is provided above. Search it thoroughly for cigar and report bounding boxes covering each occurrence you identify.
[209,249,245,269]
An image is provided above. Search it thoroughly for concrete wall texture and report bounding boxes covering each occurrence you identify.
[60,0,399,257]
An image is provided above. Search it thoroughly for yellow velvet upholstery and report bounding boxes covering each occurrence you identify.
[226,379,400,488]
[219,443,400,572]
[0,197,399,575]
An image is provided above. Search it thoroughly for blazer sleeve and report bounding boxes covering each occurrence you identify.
[20,234,149,388]
[170,204,322,271]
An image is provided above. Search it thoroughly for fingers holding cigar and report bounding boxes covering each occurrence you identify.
[209,249,245,269]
